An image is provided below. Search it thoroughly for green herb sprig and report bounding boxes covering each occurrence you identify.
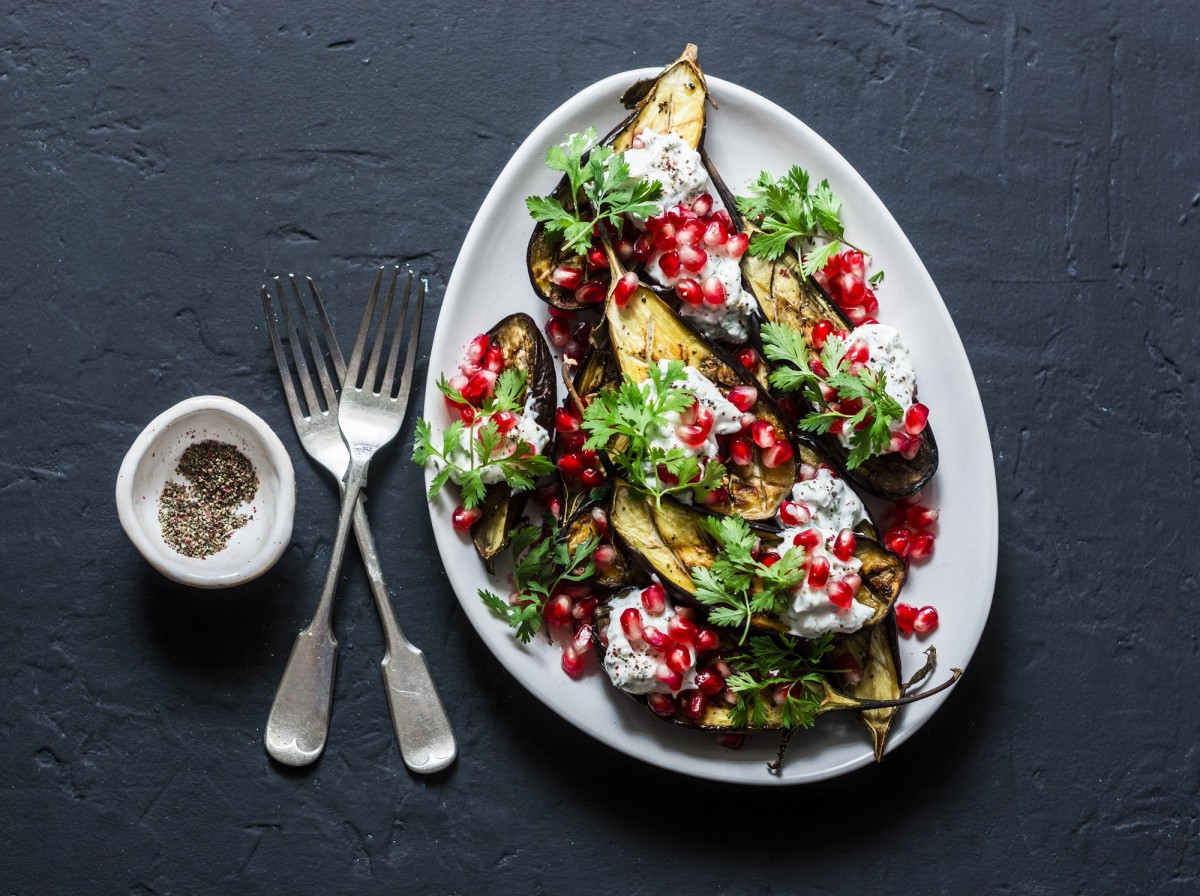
[526,128,664,255]
[690,516,807,644]
[580,360,725,507]
[736,165,866,278]
[478,518,599,643]
[760,322,902,469]
[412,369,555,509]
[725,633,835,729]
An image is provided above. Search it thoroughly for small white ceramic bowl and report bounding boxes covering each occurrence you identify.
[116,395,296,588]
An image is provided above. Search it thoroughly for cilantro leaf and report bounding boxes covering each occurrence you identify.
[725,633,835,729]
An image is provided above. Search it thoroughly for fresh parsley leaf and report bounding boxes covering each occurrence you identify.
[725,633,835,729]
[526,130,664,255]
[478,516,599,643]
[761,322,904,469]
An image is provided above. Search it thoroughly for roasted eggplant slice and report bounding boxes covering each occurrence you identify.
[561,500,638,589]
[471,313,556,570]
[527,45,709,309]
[704,153,939,500]
[607,479,905,634]
[834,620,903,760]
[604,280,795,520]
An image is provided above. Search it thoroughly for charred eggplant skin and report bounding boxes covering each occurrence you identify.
[526,45,709,309]
[471,313,556,569]
[704,149,939,500]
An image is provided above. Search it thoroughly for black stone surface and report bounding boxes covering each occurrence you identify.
[3,2,1197,892]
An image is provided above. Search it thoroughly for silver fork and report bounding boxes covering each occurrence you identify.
[261,267,455,772]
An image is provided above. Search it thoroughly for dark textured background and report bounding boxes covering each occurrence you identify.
[3,1,1197,893]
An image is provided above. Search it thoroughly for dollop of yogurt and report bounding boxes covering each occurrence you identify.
[776,468,875,638]
[448,395,549,485]
[602,587,697,695]
[623,130,758,343]
[829,323,917,451]
[642,361,744,461]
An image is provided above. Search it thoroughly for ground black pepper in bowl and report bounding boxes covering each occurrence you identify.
[157,439,260,558]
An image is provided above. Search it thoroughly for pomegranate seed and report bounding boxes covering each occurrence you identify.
[833,651,863,685]
[713,209,733,229]
[579,468,604,489]
[551,265,583,290]
[667,615,698,645]
[909,531,936,560]
[838,274,865,307]
[862,290,879,315]
[760,551,781,568]
[641,583,667,615]
[544,593,573,627]
[561,645,586,678]
[665,644,692,675]
[667,204,688,227]
[736,347,759,371]
[724,232,749,258]
[729,436,753,466]
[694,668,725,695]
[827,579,855,610]
[559,431,584,454]
[901,434,923,460]
[906,505,939,529]
[658,250,681,278]
[884,526,912,558]
[653,224,677,251]
[845,305,868,325]
[647,693,676,717]
[677,219,706,246]
[572,596,598,623]
[702,487,729,506]
[811,319,834,349]
[842,573,862,596]
[701,276,726,305]
[894,602,917,635]
[715,733,745,750]
[691,193,713,216]
[846,339,870,365]
[642,625,672,651]
[905,403,930,435]
[613,271,639,306]
[554,407,580,432]
[913,606,940,633]
[679,244,708,273]
[574,280,607,305]
[572,621,594,653]
[467,334,491,363]
[632,233,654,262]
[492,410,518,433]
[807,556,830,588]
[585,246,606,270]
[675,422,708,448]
[557,452,583,478]
[594,544,619,569]
[675,278,703,305]
[683,689,707,720]
[655,664,683,691]
[702,220,728,248]
[544,316,570,348]
[620,607,644,642]
[792,528,821,550]
[832,528,857,562]
[614,237,634,260]
[726,384,757,412]
[751,419,777,449]
[694,629,720,653]
[762,440,793,468]
[779,501,812,527]
[451,505,481,531]
[797,462,818,481]
[463,369,498,404]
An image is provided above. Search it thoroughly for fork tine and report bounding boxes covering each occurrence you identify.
[362,266,399,393]
[288,275,339,413]
[274,276,323,419]
[379,271,414,397]
[306,277,346,387]
[261,285,306,425]
[400,277,426,399]
[346,267,384,389]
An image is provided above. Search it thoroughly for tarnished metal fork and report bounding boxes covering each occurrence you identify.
[260,268,456,772]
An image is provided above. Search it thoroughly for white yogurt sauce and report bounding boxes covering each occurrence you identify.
[830,323,917,451]
[602,587,697,695]
[642,361,743,460]
[449,396,549,485]
[776,468,874,638]
[623,130,758,343]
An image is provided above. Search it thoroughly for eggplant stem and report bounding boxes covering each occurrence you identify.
[901,646,938,695]
[846,667,962,711]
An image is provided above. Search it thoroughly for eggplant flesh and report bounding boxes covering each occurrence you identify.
[604,282,795,520]
[527,45,709,309]
[704,152,939,500]
[471,313,556,570]
[834,620,903,761]
[561,499,638,589]
[607,478,904,635]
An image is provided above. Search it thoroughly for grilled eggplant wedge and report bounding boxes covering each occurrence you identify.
[607,478,905,634]
[594,601,959,742]
[527,44,709,310]
[704,154,939,500]
[834,621,903,760]
[604,278,795,520]
[470,313,556,570]
[561,499,638,590]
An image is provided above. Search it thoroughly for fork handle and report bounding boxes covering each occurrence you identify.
[351,497,457,774]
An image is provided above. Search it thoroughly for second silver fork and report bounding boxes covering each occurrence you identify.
[261,268,456,773]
